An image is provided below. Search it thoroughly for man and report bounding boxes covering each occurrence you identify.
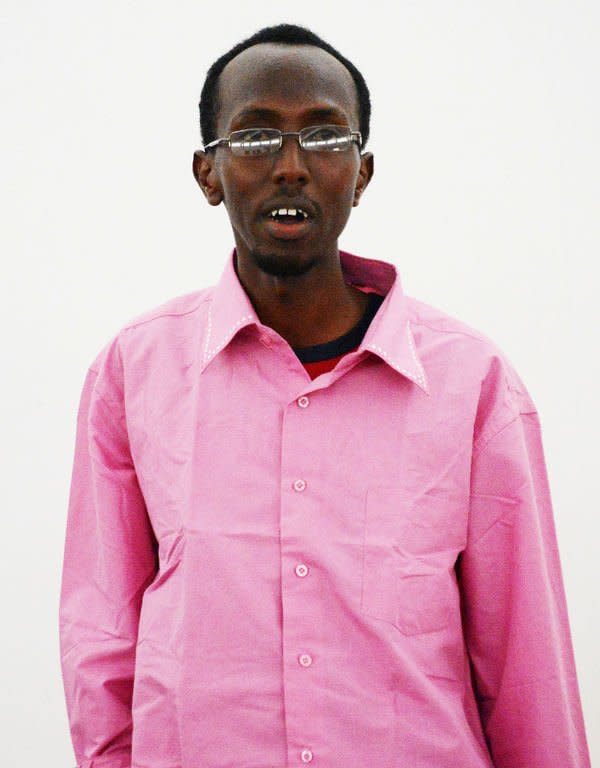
[59,23,591,768]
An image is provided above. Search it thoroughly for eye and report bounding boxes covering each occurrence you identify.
[306,126,339,141]
[233,128,275,141]
[229,128,280,156]
[300,125,352,152]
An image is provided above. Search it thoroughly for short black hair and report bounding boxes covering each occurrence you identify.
[198,23,371,150]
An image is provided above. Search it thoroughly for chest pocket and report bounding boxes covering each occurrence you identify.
[361,485,462,635]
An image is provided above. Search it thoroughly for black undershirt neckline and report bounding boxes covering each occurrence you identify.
[292,292,385,363]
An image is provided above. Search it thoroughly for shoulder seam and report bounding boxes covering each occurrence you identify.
[85,365,122,409]
[472,410,538,459]
[408,317,493,347]
[473,414,520,457]
[120,293,212,333]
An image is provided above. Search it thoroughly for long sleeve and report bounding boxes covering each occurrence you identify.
[457,409,591,767]
[59,338,158,768]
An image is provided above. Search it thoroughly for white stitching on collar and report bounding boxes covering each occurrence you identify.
[204,302,254,366]
[367,343,423,383]
[406,320,428,388]
[365,322,427,391]
[202,301,213,366]
[204,303,427,393]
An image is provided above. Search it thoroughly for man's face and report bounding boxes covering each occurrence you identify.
[193,43,374,278]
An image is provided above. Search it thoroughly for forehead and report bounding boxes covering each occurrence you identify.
[216,43,358,132]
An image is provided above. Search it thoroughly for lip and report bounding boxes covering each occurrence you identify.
[263,216,314,241]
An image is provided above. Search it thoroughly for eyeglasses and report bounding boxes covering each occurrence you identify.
[202,124,362,156]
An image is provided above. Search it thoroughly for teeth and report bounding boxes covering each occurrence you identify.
[269,207,308,219]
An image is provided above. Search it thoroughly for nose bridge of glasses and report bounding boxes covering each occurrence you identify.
[278,130,306,152]
[274,130,311,166]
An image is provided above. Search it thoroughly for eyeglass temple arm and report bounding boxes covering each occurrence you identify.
[202,137,228,151]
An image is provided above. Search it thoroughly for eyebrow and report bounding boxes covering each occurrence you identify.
[230,106,349,126]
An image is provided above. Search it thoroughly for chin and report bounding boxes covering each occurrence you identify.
[248,247,320,279]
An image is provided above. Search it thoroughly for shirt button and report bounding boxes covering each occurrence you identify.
[297,395,310,408]
[295,563,308,577]
[292,479,306,492]
[301,748,313,763]
[298,653,313,667]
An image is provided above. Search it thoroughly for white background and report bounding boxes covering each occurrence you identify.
[1,1,598,764]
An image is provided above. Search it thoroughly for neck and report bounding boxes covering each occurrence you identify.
[234,246,369,349]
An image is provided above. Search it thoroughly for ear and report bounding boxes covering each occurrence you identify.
[353,151,374,207]
[192,149,223,206]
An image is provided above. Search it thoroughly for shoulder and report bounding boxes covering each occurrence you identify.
[87,287,214,392]
[120,287,213,332]
[406,294,508,362]
[405,294,537,446]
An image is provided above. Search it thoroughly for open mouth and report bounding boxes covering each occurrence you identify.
[263,206,314,241]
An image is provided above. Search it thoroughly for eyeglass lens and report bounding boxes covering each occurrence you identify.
[229,125,353,156]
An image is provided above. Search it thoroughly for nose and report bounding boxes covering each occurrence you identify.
[270,133,310,186]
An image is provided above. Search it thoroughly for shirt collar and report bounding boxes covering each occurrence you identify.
[200,247,429,395]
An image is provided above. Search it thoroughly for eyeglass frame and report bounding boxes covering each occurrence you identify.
[201,124,363,154]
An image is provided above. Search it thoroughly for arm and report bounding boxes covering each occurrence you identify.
[59,338,158,768]
[457,410,591,767]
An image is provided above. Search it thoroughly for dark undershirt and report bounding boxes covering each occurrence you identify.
[292,291,385,363]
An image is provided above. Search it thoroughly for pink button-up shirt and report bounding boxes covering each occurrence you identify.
[59,248,591,768]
